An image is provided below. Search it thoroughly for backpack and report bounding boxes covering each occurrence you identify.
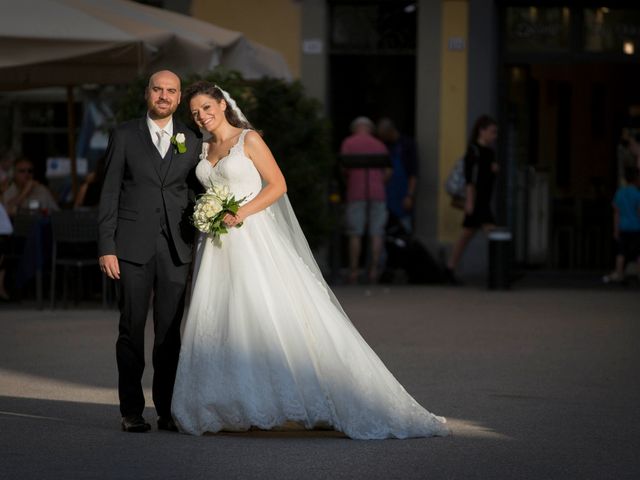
[445,145,478,209]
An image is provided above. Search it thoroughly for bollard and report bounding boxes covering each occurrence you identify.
[488,228,512,290]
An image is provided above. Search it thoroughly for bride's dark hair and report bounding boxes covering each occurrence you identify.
[184,81,253,130]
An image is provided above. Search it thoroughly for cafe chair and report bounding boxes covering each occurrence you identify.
[49,209,108,309]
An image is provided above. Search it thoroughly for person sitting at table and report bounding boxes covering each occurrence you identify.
[3,157,60,216]
[74,157,105,209]
[0,148,15,198]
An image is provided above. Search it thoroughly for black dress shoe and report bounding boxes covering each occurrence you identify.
[121,415,151,433]
[157,416,179,432]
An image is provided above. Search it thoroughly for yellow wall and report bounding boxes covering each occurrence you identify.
[437,0,468,243]
[191,0,301,78]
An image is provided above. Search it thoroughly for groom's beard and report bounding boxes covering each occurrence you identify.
[149,102,177,119]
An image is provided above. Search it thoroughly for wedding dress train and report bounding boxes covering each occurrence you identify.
[171,130,449,439]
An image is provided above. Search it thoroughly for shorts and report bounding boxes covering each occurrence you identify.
[345,200,388,236]
[617,231,640,261]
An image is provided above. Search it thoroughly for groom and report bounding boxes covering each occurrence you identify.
[98,70,201,432]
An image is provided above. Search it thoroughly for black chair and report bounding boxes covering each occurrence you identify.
[9,209,47,309]
[49,209,108,309]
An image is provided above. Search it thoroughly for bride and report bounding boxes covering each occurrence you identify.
[171,81,449,440]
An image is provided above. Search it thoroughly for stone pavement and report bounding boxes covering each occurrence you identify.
[0,284,638,479]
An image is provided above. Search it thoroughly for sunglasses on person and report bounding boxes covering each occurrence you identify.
[16,168,33,174]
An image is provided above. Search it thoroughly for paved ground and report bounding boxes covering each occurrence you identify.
[1,283,639,479]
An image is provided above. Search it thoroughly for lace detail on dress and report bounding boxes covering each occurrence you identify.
[195,129,259,202]
[199,142,209,161]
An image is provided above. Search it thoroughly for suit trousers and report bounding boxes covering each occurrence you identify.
[116,230,190,418]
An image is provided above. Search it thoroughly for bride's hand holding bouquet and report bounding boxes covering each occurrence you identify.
[192,183,247,241]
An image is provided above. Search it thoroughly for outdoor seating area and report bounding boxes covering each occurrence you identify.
[2,207,110,309]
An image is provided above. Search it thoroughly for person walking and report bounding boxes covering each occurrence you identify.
[602,166,640,284]
[445,115,499,284]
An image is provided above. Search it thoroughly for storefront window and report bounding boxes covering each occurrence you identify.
[584,7,640,55]
[330,2,416,54]
[505,7,571,53]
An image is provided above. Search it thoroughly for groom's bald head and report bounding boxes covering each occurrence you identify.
[146,70,181,120]
[148,70,181,89]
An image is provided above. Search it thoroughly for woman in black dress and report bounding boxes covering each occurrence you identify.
[445,115,499,283]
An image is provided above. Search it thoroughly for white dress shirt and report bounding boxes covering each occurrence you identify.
[146,113,173,157]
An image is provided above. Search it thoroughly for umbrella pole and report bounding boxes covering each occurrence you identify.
[66,85,78,201]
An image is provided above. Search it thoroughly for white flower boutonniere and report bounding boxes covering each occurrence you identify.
[171,132,187,154]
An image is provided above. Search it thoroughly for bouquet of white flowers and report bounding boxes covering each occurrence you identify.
[192,184,247,240]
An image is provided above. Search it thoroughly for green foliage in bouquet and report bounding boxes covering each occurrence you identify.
[114,69,335,248]
[192,183,246,241]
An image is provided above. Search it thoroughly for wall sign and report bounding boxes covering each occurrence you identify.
[448,37,466,51]
[303,39,324,55]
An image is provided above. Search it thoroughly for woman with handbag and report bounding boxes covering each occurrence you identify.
[445,115,499,284]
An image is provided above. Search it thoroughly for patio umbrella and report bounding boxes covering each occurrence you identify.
[0,0,291,194]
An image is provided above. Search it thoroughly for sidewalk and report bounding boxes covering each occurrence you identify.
[1,285,638,479]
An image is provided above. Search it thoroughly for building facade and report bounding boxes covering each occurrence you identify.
[192,0,640,275]
[4,0,638,275]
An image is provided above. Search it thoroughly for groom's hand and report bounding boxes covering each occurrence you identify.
[99,255,121,280]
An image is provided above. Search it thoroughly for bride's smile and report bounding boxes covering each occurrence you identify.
[190,94,227,133]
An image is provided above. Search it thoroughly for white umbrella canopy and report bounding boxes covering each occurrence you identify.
[0,0,291,196]
[0,0,291,89]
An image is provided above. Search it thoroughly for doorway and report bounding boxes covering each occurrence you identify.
[505,62,640,269]
[329,54,416,142]
[327,0,417,144]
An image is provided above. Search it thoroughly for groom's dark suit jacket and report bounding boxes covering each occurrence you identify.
[98,117,202,264]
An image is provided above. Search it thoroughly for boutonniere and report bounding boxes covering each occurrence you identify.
[171,133,187,154]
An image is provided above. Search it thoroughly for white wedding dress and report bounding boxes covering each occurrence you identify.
[171,130,449,439]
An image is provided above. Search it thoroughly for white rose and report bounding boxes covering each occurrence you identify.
[203,202,221,219]
[175,133,186,144]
